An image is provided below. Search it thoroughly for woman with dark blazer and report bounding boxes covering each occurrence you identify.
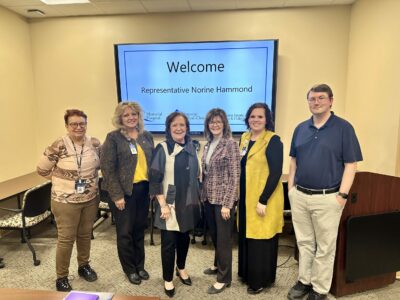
[149,112,201,298]
[201,108,240,294]
[100,102,154,285]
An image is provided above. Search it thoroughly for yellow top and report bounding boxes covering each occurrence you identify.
[133,143,148,183]
[238,130,284,239]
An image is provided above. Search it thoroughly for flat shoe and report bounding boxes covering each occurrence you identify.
[138,270,150,280]
[127,273,141,285]
[203,267,218,275]
[207,283,231,294]
[175,267,192,286]
[247,287,264,295]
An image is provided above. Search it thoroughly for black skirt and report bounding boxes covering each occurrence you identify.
[238,142,279,289]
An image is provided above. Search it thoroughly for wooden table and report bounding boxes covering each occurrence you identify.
[0,288,160,300]
[0,172,47,202]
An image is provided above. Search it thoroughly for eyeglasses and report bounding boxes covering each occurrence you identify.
[68,122,87,128]
[307,96,330,103]
[209,121,223,125]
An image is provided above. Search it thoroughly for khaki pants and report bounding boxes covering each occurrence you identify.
[289,187,344,294]
[51,198,99,278]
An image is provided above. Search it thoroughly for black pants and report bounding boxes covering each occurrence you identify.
[160,230,190,282]
[204,201,234,283]
[110,181,149,275]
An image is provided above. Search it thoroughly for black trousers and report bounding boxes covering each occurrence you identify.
[160,230,190,282]
[204,201,234,283]
[110,181,149,275]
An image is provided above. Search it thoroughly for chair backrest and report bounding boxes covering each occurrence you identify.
[22,181,52,218]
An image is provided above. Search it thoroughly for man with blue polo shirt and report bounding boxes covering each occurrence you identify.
[287,84,362,300]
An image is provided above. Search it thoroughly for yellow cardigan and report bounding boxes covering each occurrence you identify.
[239,130,284,239]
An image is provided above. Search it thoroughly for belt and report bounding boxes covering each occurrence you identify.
[296,185,339,195]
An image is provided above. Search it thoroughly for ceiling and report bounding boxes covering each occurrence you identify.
[0,0,356,19]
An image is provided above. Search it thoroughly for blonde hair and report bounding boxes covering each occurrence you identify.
[112,102,144,133]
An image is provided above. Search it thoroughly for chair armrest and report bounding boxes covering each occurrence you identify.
[0,207,22,213]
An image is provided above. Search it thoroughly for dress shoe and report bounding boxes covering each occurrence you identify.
[56,276,72,292]
[78,264,98,282]
[138,269,150,280]
[203,267,218,275]
[164,287,175,298]
[127,273,142,285]
[207,282,231,294]
[175,267,192,286]
[307,289,327,300]
[287,281,312,299]
[247,286,264,295]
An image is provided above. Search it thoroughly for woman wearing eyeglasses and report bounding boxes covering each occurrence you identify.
[37,109,101,292]
[201,108,240,294]
[100,102,154,285]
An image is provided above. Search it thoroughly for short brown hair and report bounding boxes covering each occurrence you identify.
[64,109,87,125]
[165,111,190,140]
[203,108,232,141]
[307,83,333,99]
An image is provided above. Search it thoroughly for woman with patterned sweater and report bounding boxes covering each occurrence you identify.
[201,108,240,294]
[37,109,101,291]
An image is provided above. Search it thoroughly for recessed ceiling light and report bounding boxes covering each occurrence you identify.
[40,0,90,5]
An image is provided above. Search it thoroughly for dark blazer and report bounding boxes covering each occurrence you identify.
[100,129,154,201]
[201,137,240,209]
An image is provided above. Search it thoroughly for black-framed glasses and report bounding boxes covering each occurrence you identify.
[68,122,87,128]
[307,96,330,103]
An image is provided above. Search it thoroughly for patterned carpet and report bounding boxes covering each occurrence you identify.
[0,217,399,299]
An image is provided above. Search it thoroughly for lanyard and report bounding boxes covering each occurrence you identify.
[71,138,84,178]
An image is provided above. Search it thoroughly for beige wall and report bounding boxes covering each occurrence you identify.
[345,0,400,176]
[0,7,37,181]
[29,6,351,176]
[2,1,399,182]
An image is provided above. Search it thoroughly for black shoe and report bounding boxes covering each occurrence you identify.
[203,267,218,275]
[78,264,98,282]
[207,282,231,294]
[307,289,327,300]
[138,269,150,280]
[247,287,264,295]
[127,273,142,285]
[0,261,4,269]
[287,281,312,299]
[164,287,175,298]
[56,277,72,292]
[175,267,192,286]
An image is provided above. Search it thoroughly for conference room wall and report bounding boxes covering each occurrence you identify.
[0,7,37,182]
[29,5,350,176]
[345,0,400,176]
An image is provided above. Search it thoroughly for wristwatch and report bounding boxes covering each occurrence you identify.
[338,192,348,199]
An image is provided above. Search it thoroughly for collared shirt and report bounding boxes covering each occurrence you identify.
[289,112,363,189]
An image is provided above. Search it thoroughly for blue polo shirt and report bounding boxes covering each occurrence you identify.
[289,112,362,189]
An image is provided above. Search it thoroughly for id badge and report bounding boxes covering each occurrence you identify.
[240,146,248,157]
[75,179,86,194]
[129,143,137,155]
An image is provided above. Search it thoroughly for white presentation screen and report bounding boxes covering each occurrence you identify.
[115,40,278,133]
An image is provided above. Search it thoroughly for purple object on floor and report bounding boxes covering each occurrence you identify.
[64,292,99,300]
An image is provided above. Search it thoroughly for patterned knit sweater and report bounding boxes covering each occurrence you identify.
[37,135,101,204]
